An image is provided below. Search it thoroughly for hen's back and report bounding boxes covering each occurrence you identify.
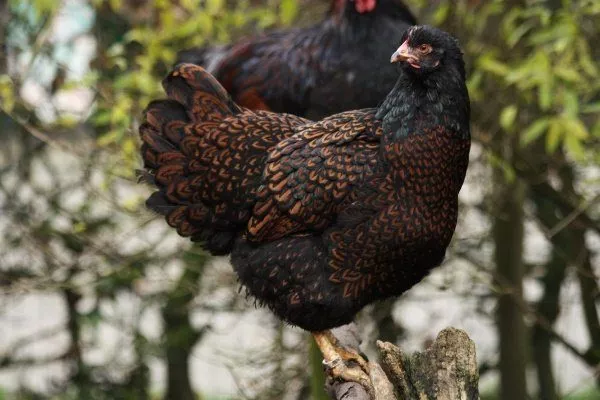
[176,2,415,119]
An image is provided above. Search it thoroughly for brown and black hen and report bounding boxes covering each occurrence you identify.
[176,0,417,119]
[140,25,470,389]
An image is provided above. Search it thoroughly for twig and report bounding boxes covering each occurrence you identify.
[547,194,600,238]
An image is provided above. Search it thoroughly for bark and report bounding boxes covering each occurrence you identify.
[325,326,479,400]
[378,328,478,400]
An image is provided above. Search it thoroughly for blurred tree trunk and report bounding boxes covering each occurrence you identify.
[531,186,567,400]
[492,153,528,400]
[0,0,8,134]
[163,249,209,400]
[64,284,86,390]
[477,0,530,396]
[574,240,600,383]
[562,175,600,386]
[0,0,7,72]
[528,151,600,390]
[372,299,404,345]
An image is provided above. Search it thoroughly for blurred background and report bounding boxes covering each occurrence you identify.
[0,0,598,399]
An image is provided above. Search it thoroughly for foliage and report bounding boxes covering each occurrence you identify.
[92,0,298,178]
[415,0,600,164]
[0,0,598,399]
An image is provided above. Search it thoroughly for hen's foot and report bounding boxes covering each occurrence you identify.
[323,329,370,373]
[313,331,374,396]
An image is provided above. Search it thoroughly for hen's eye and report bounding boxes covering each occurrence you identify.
[418,44,432,54]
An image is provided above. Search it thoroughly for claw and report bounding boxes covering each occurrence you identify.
[323,330,370,373]
[312,330,374,397]
[323,356,343,369]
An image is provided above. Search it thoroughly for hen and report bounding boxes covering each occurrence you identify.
[140,25,470,390]
[176,0,417,119]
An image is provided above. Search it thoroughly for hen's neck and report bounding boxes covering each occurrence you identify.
[376,66,470,142]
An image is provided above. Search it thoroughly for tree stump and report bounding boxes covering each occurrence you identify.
[327,326,479,400]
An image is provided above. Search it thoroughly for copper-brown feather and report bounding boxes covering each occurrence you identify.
[142,24,471,333]
[175,0,417,119]
[140,64,309,254]
[248,109,382,242]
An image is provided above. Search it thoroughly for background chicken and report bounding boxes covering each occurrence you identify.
[140,25,470,390]
[176,0,417,119]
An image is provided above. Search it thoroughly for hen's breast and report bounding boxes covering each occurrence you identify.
[383,126,471,202]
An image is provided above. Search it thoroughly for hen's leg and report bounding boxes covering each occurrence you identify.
[312,331,373,394]
[322,330,370,373]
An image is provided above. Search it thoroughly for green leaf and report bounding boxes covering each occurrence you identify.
[477,53,510,77]
[561,117,589,140]
[577,39,599,77]
[97,130,120,146]
[521,118,550,146]
[546,119,562,153]
[563,133,585,160]
[562,90,579,117]
[193,11,214,36]
[554,66,582,83]
[500,105,518,131]
[108,0,122,11]
[279,0,298,26]
[432,3,451,25]
[592,120,600,139]
[206,0,224,14]
[582,102,600,114]
[0,75,15,113]
[538,79,553,111]
[506,21,535,48]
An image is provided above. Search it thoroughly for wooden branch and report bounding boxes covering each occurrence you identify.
[378,328,479,400]
[325,326,479,400]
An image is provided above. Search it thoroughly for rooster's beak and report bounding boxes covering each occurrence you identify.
[390,40,417,64]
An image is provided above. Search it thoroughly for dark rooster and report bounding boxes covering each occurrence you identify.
[176,0,417,119]
[140,26,470,390]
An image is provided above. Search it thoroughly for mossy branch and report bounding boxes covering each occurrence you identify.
[326,326,479,400]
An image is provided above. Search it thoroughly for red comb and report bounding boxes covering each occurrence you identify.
[355,0,376,13]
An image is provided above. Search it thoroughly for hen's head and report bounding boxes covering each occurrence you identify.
[332,0,414,17]
[352,0,376,13]
[391,25,464,77]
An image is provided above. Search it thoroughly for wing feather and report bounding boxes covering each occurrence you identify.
[248,109,382,241]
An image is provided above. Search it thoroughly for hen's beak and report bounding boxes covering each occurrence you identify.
[390,40,418,65]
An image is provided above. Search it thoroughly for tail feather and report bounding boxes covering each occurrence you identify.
[139,64,305,255]
[140,65,241,254]
[163,65,241,122]
[145,191,177,215]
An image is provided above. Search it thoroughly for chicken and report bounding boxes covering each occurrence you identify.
[140,25,470,391]
[176,0,417,119]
